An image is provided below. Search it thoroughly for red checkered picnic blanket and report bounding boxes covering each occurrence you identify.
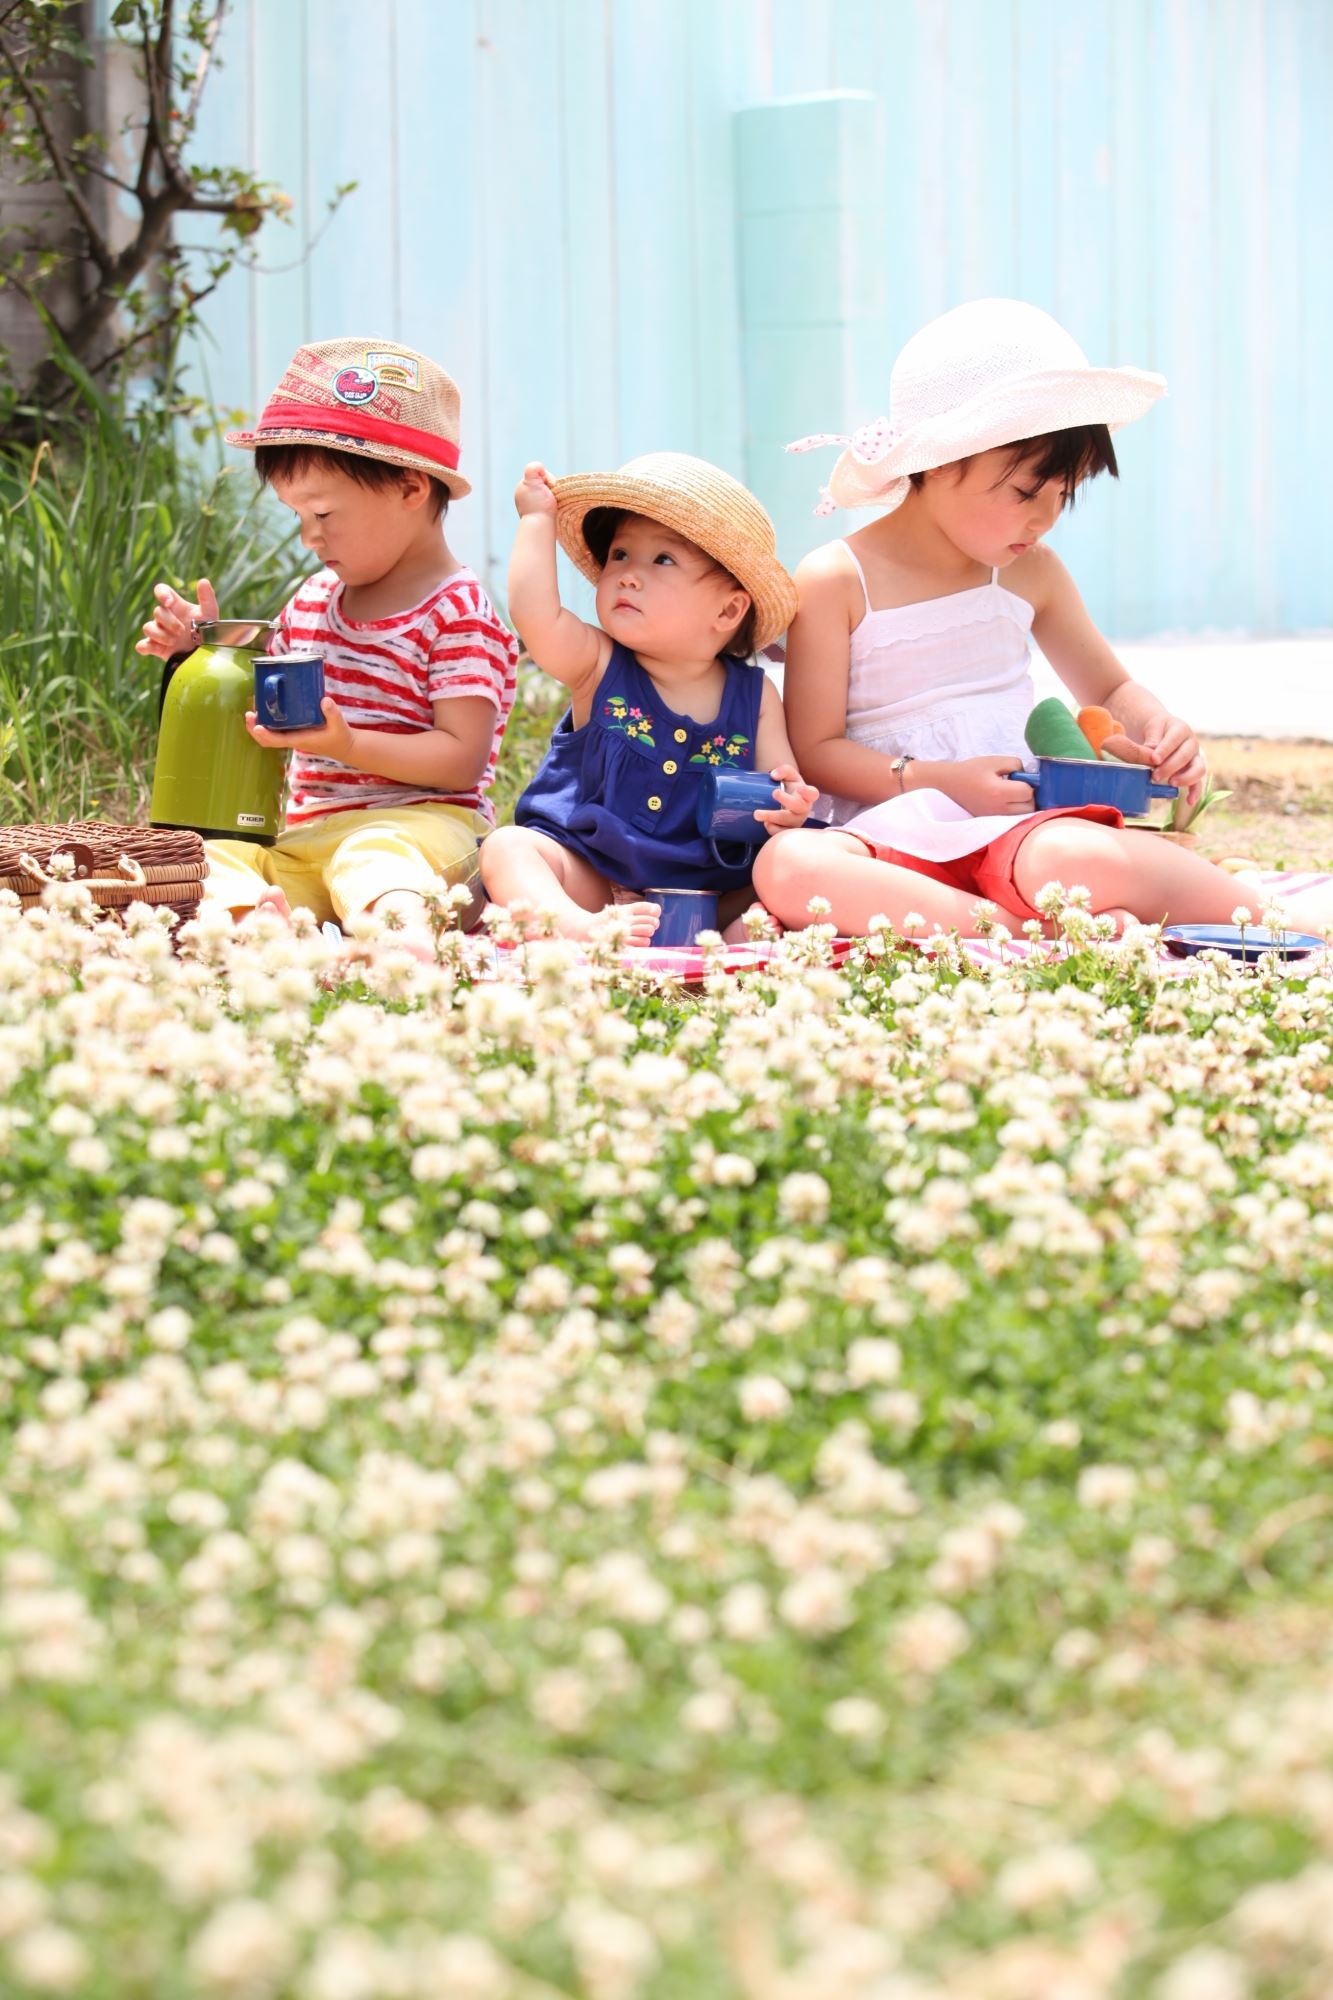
[465,869,1333,983]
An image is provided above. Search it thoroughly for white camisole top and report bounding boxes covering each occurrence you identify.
[817,539,1037,828]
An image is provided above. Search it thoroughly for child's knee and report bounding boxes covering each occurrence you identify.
[752,829,826,922]
[1015,821,1113,890]
[478,823,527,886]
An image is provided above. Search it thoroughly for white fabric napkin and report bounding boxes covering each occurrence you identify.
[842,786,1039,861]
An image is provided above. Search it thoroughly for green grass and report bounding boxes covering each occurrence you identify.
[0,380,301,825]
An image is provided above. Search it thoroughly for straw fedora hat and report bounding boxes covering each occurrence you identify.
[553,452,799,653]
[789,298,1166,516]
[226,336,471,498]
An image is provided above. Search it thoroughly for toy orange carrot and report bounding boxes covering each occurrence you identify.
[1076,706,1117,756]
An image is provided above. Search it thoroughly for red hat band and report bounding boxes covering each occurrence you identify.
[255,397,461,472]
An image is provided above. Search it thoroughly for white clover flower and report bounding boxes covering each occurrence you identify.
[1077,1463,1139,1513]
[563,1899,660,2000]
[718,1581,772,1643]
[995,1842,1098,1914]
[1156,1946,1250,2000]
[825,1696,885,1740]
[779,1567,853,1637]
[891,1604,969,1675]
[739,1374,793,1423]
[7,1922,91,1992]
[187,1900,295,1995]
[0,1871,50,1939]
[846,1337,902,1387]
[681,1687,736,1735]
[778,1171,831,1226]
[1051,1628,1099,1673]
[1230,906,1253,927]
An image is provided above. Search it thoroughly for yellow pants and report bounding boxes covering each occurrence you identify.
[205,803,489,928]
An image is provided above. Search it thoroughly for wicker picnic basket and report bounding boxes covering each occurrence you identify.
[0,822,207,927]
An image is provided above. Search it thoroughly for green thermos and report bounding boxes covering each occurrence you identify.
[150,619,286,845]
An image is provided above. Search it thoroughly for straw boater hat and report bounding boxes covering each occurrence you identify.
[553,452,799,653]
[789,298,1166,516]
[225,336,471,498]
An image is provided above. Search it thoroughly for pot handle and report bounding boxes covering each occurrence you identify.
[1005,771,1038,788]
[1149,783,1180,799]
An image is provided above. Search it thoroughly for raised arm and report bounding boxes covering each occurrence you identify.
[509,463,608,691]
[1027,545,1206,795]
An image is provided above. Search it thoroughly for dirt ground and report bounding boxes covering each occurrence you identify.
[1192,738,1333,871]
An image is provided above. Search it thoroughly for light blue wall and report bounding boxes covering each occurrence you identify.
[189,0,1332,639]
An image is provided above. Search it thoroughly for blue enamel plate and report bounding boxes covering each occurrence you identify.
[1163,923,1327,962]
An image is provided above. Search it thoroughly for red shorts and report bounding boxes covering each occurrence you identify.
[847,805,1124,921]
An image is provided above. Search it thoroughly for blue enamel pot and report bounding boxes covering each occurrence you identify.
[1006,757,1178,815]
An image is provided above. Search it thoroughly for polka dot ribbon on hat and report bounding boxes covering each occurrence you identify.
[787,418,904,516]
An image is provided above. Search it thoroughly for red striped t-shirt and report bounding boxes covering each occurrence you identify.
[275,567,518,826]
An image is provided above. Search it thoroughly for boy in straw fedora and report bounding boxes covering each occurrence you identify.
[757,296,1313,937]
[481,453,819,943]
[138,337,518,948]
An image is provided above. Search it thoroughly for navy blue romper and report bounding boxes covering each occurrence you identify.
[515,643,766,893]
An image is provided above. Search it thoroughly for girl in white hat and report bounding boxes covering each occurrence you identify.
[754,298,1273,937]
[482,454,818,942]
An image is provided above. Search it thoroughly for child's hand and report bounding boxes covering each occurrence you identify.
[246,694,349,760]
[1140,713,1207,805]
[950,757,1045,816]
[135,578,220,660]
[514,463,558,518]
[755,764,821,834]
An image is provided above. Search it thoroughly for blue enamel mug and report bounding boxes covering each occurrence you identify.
[1006,757,1178,815]
[255,653,327,732]
[695,768,784,845]
[643,887,719,947]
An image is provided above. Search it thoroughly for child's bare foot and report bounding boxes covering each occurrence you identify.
[721,900,780,946]
[587,900,661,947]
[253,885,292,921]
[232,885,292,928]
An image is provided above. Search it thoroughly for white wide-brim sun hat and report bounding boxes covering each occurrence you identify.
[553,452,799,653]
[788,298,1166,515]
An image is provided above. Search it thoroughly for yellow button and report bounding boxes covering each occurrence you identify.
[647,795,662,811]
[673,727,688,743]
[662,759,678,774]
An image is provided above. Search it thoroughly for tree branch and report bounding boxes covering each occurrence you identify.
[77,156,142,199]
[0,24,114,274]
[74,279,221,389]
[134,0,172,201]
[182,1,227,131]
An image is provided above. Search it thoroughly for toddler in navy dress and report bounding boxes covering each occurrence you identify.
[481,452,819,943]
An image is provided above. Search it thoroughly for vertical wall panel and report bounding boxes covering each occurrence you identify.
[249,0,311,402]
[392,0,487,554]
[1046,1,1115,625]
[472,0,571,584]
[182,0,257,425]
[1106,0,1161,636]
[607,1,698,460]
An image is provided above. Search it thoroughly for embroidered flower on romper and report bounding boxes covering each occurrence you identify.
[603,693,655,748]
[690,731,751,768]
